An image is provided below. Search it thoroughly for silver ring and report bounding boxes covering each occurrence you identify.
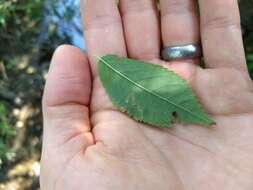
[161,44,202,61]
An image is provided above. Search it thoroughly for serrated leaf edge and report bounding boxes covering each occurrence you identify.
[98,55,215,127]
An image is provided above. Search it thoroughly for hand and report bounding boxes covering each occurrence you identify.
[40,0,253,189]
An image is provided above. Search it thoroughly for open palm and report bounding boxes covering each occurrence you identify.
[40,0,253,189]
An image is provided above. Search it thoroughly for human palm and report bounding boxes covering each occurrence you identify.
[40,0,253,189]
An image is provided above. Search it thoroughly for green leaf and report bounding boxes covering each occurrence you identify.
[98,55,215,128]
[247,54,253,61]
[248,63,253,72]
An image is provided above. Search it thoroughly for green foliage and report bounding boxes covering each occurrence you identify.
[0,0,44,57]
[0,103,15,164]
[239,0,253,75]
[247,53,253,72]
[240,0,253,51]
[99,55,214,128]
[0,0,78,173]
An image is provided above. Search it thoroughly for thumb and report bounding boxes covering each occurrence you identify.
[41,45,94,187]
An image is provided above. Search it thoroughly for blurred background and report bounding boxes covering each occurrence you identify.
[0,0,252,189]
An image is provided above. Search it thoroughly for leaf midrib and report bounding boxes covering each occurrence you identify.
[99,57,210,123]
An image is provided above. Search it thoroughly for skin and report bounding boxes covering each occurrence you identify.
[40,0,253,189]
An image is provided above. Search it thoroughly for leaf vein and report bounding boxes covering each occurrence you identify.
[99,57,210,123]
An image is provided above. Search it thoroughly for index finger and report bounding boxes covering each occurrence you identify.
[81,0,127,77]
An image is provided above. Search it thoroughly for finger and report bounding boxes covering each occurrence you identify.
[199,0,247,72]
[160,0,200,53]
[81,0,127,76]
[42,45,94,152]
[119,0,160,60]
